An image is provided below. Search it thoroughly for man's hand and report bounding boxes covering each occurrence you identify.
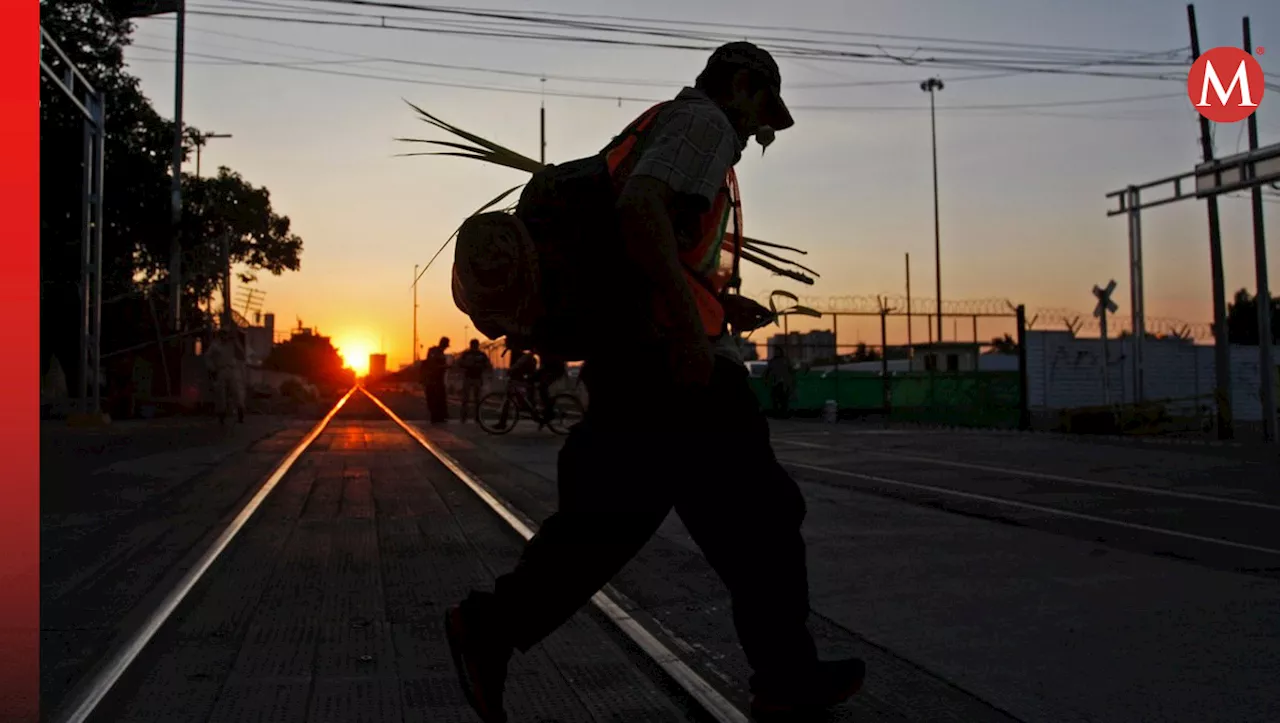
[721,294,777,334]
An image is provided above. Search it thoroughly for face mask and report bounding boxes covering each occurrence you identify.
[756,125,776,155]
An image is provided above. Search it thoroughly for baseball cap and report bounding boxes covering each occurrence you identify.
[703,41,795,131]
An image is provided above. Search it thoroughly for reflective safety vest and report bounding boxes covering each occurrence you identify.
[604,102,743,337]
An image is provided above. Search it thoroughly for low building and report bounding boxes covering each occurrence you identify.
[766,330,837,365]
[243,312,275,367]
[368,353,387,380]
[910,342,982,373]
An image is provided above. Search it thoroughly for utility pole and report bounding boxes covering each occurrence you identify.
[412,264,420,363]
[220,232,232,329]
[1188,3,1234,439]
[1126,184,1147,403]
[169,0,187,332]
[540,77,547,165]
[921,77,945,342]
[189,129,232,177]
[905,253,913,351]
[1244,16,1276,442]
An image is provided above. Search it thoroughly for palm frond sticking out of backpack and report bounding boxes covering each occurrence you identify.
[740,236,818,285]
[397,102,818,284]
[396,100,546,175]
[768,290,823,320]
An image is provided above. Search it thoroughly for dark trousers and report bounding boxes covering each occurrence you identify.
[460,379,483,422]
[490,356,818,690]
[425,380,447,422]
[770,383,791,417]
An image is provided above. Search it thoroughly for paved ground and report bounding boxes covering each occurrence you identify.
[66,394,702,723]
[376,390,1280,723]
[41,415,313,710]
[44,390,1280,723]
[769,425,1280,576]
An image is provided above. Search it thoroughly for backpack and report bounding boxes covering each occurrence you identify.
[452,102,680,362]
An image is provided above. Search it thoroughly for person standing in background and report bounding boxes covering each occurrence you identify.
[457,339,493,423]
[205,327,247,425]
[422,336,451,424]
[765,345,795,418]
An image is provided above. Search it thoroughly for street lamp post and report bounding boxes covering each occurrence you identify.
[414,264,419,363]
[921,76,945,342]
[169,0,186,332]
[103,1,187,332]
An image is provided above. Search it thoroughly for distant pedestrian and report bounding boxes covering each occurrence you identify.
[205,328,246,425]
[445,42,864,723]
[765,345,795,418]
[422,336,450,424]
[457,339,492,423]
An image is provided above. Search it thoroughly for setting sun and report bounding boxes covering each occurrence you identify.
[335,338,375,377]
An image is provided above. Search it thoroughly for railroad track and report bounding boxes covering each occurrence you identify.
[47,386,747,723]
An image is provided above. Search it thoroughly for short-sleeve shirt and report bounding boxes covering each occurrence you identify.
[625,87,748,364]
[630,87,743,211]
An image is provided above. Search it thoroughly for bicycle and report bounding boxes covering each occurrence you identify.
[475,382,585,436]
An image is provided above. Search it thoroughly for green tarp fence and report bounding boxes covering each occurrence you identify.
[749,370,1023,429]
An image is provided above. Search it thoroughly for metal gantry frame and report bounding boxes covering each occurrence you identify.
[1107,140,1280,441]
[41,26,107,416]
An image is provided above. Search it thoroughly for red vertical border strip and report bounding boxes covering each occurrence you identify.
[0,1,41,721]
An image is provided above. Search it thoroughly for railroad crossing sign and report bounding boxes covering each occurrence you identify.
[1093,280,1119,319]
[1093,280,1119,405]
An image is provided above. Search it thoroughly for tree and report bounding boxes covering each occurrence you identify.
[40,0,304,390]
[851,342,881,362]
[986,333,1019,355]
[132,167,304,316]
[40,0,177,377]
[1223,288,1280,346]
[263,331,350,390]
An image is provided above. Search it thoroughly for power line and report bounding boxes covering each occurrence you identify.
[197,9,1280,91]
[146,23,1036,91]
[127,44,666,101]
[149,8,1198,84]
[228,0,1188,61]
[126,43,1191,113]
[383,2,1185,57]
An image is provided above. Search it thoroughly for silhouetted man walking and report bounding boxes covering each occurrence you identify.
[445,42,864,723]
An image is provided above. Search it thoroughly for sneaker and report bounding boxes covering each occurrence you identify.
[445,596,512,723]
[750,658,866,720]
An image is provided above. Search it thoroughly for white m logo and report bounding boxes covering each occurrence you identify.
[1196,59,1258,108]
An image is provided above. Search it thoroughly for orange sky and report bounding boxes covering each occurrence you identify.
[124,0,1280,370]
